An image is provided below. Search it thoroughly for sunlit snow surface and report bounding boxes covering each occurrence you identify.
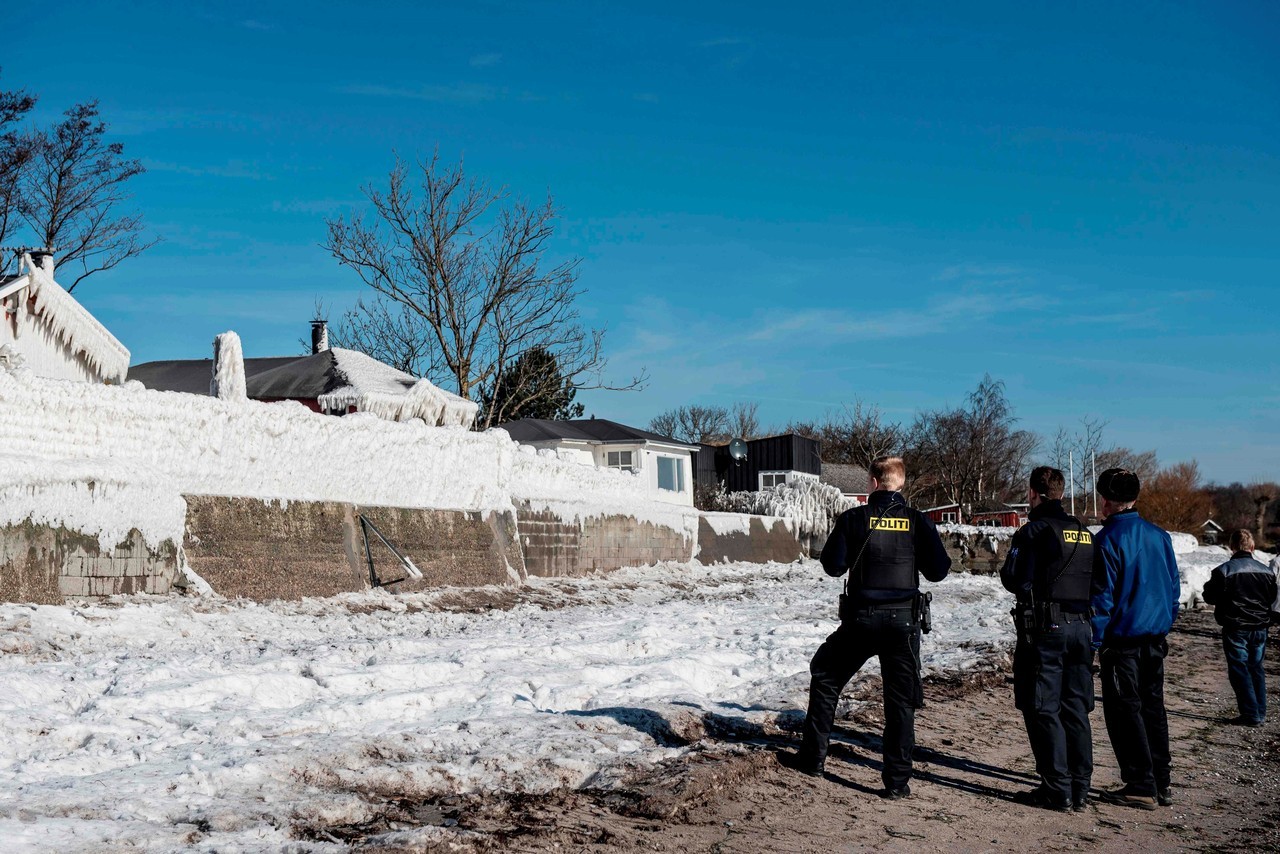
[0,561,1012,851]
[0,542,1246,852]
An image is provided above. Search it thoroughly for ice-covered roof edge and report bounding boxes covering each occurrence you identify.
[12,256,131,383]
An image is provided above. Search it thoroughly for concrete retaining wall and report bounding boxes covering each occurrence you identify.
[697,515,804,564]
[182,496,521,600]
[516,504,695,577]
[0,522,179,604]
[939,529,1012,575]
[3,497,806,603]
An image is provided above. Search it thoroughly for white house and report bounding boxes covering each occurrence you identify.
[498,417,697,506]
[0,252,130,384]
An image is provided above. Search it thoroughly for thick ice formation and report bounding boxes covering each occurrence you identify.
[209,331,247,402]
[17,259,131,383]
[316,348,479,427]
[718,479,856,541]
[0,370,692,546]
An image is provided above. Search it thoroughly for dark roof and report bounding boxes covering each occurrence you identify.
[128,357,298,395]
[499,418,695,448]
[819,462,870,494]
[245,350,345,399]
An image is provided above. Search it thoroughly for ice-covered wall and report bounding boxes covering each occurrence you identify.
[0,370,692,553]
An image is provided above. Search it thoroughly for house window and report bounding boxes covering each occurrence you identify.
[606,450,635,473]
[760,471,789,490]
[941,511,958,524]
[656,456,685,492]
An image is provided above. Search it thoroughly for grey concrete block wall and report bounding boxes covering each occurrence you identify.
[515,504,695,577]
[0,521,179,604]
[182,496,523,600]
[697,516,805,565]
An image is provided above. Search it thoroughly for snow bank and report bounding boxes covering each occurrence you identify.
[0,560,1012,851]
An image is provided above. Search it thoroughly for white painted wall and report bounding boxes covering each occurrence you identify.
[514,439,694,507]
[638,446,694,507]
[0,296,100,383]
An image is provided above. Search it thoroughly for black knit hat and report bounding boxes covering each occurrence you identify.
[1097,467,1140,503]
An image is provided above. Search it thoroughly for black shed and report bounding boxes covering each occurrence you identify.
[692,433,822,492]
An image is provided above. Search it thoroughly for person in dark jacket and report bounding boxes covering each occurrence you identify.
[784,456,951,799]
[1000,466,1095,812]
[1202,529,1279,726]
[1090,468,1180,811]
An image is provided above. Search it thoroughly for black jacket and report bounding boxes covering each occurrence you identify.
[820,490,951,604]
[1000,499,1093,612]
[1203,552,1279,630]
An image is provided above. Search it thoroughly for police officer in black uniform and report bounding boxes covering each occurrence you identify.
[787,456,951,799]
[1000,466,1096,812]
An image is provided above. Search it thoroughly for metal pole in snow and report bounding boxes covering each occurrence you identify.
[1070,451,1076,516]
[1092,451,1098,519]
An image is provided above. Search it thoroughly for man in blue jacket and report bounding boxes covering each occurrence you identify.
[1091,467,1181,810]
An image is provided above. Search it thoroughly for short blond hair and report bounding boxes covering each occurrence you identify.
[870,456,906,491]
[1229,529,1255,553]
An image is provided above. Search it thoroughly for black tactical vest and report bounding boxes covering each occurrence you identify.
[1036,517,1094,603]
[855,505,917,590]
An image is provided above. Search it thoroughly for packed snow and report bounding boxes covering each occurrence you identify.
[0,560,1011,852]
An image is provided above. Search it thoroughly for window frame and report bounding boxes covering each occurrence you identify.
[655,454,686,493]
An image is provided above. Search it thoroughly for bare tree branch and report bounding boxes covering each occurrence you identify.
[17,101,158,290]
[325,153,645,427]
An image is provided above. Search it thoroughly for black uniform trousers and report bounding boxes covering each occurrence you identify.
[1100,638,1171,797]
[1013,614,1094,804]
[800,603,921,790]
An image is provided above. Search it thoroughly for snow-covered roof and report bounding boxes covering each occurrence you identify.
[500,417,696,449]
[315,348,478,427]
[819,462,870,494]
[2,257,130,383]
[1202,518,1224,532]
[131,346,477,428]
[923,503,961,512]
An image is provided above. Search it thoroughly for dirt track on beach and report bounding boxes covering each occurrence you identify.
[339,608,1280,852]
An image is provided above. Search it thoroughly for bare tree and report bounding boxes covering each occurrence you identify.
[325,153,644,427]
[18,101,158,290]
[0,73,36,252]
[648,404,730,444]
[907,376,1037,508]
[789,399,905,469]
[1249,482,1278,544]
[329,296,443,377]
[728,401,760,441]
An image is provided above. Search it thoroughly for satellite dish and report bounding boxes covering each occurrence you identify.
[728,438,748,464]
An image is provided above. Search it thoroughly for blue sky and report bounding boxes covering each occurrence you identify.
[8,0,1278,482]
